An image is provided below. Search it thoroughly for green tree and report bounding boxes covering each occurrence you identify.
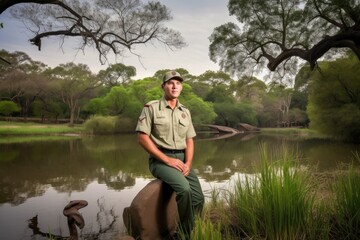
[213,102,257,127]
[186,70,233,99]
[179,84,217,125]
[257,93,280,127]
[288,107,308,126]
[294,64,312,93]
[0,100,20,117]
[183,97,216,125]
[209,0,360,79]
[0,50,49,120]
[103,86,130,115]
[268,83,294,126]
[97,63,136,87]
[205,85,235,104]
[129,77,162,104]
[197,70,233,87]
[307,54,360,142]
[84,98,107,116]
[233,75,267,111]
[32,99,64,122]
[46,63,102,127]
[3,0,185,64]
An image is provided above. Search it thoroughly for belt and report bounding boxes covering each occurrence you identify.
[159,147,185,154]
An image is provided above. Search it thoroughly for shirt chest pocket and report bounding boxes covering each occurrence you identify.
[153,117,169,137]
[178,118,190,138]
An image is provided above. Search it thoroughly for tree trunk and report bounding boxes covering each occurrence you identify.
[69,107,75,127]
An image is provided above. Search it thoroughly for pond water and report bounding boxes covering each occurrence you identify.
[0,132,359,239]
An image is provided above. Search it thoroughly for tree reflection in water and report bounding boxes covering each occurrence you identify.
[1,133,359,239]
[27,198,119,239]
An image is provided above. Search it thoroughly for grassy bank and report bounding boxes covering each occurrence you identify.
[261,127,326,137]
[0,121,84,136]
[1,121,321,137]
[190,144,360,240]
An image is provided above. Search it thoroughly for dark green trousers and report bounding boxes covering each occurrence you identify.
[149,152,204,237]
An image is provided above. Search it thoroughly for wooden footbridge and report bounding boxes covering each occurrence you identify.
[201,124,241,133]
[201,124,260,133]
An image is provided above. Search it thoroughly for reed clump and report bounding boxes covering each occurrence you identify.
[192,144,360,240]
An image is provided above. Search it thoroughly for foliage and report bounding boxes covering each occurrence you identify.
[288,108,308,126]
[0,121,82,135]
[209,0,360,80]
[97,63,136,87]
[32,99,65,120]
[197,70,234,87]
[190,217,223,240]
[129,77,162,104]
[83,98,107,116]
[213,102,257,127]
[218,144,327,239]
[307,54,360,142]
[46,62,102,127]
[103,86,130,115]
[331,159,360,240]
[83,115,136,134]
[0,49,315,130]
[0,100,20,116]
[181,96,216,125]
[205,85,235,104]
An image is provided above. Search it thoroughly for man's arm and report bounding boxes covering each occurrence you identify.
[182,138,194,176]
[137,132,187,174]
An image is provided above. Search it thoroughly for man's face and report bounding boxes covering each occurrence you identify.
[162,79,183,100]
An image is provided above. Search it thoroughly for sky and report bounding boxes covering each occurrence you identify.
[0,0,238,79]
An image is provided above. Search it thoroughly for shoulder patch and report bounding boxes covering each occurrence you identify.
[145,100,159,106]
[144,100,159,108]
[179,104,189,110]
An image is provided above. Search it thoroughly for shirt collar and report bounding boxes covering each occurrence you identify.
[160,96,184,110]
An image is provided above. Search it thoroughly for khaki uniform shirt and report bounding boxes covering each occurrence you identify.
[135,97,196,150]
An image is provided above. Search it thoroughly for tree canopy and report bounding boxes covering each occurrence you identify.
[209,0,360,79]
[1,0,186,64]
[0,49,328,132]
[307,54,360,142]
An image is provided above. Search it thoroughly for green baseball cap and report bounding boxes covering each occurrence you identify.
[162,70,184,83]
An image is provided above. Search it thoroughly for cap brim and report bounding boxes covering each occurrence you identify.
[164,76,183,82]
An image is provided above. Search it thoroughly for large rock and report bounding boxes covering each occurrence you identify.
[123,179,178,240]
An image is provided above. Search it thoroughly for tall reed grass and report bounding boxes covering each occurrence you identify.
[201,143,338,239]
[229,144,321,239]
[191,148,360,239]
[330,152,360,239]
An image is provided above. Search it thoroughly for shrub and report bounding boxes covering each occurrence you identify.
[84,115,136,134]
[0,100,20,117]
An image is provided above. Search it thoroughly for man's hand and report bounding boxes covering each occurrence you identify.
[167,157,190,176]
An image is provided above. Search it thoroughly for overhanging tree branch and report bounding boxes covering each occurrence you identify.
[1,0,186,65]
[210,0,360,79]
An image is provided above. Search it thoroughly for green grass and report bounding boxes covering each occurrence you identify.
[330,153,360,239]
[0,135,81,144]
[191,217,223,240]
[228,144,321,239]
[261,127,327,138]
[0,121,83,135]
[201,143,360,239]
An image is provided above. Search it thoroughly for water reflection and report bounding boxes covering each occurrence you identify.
[0,133,359,239]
